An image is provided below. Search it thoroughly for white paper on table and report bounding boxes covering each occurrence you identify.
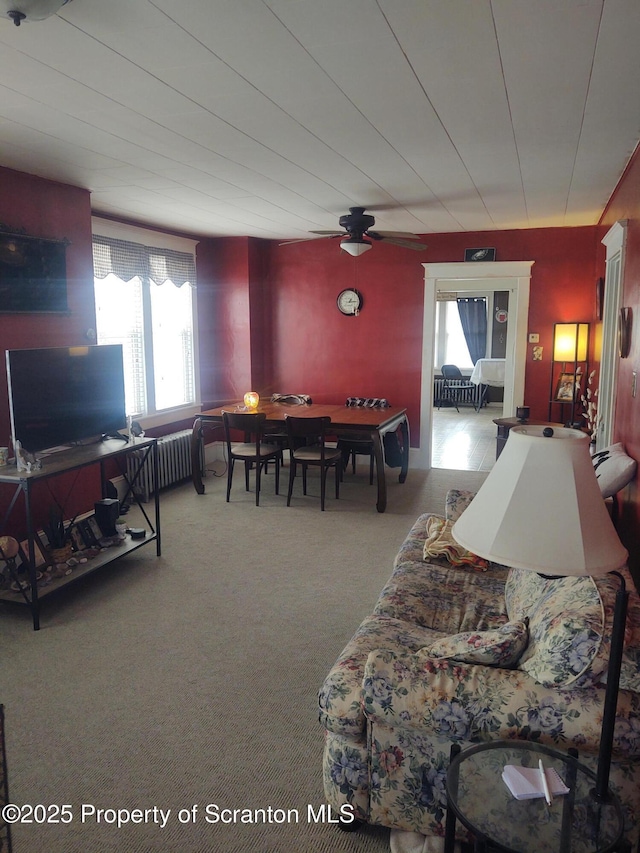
[502,764,570,800]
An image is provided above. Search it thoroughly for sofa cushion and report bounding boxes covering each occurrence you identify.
[445,488,476,521]
[592,567,640,692]
[318,614,448,737]
[423,619,529,668]
[506,568,605,687]
[592,443,636,498]
[423,516,489,570]
[376,557,509,634]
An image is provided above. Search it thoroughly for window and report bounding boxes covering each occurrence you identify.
[434,300,474,369]
[92,221,200,427]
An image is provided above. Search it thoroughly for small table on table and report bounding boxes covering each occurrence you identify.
[445,741,625,853]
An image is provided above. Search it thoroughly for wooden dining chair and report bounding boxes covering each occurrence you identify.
[337,397,389,484]
[284,415,342,511]
[262,393,312,469]
[222,411,281,506]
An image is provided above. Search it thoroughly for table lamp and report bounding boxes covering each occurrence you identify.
[243,391,260,411]
[452,425,629,803]
[553,322,589,362]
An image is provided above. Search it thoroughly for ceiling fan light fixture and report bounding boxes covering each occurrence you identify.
[340,237,372,257]
[4,0,71,25]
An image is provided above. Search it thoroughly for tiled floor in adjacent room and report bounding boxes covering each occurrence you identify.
[431,402,503,472]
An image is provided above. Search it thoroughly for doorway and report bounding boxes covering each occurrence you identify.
[598,221,627,450]
[415,261,534,470]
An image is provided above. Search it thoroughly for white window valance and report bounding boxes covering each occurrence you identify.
[92,235,196,287]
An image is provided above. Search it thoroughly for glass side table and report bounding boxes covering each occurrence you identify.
[444,741,626,853]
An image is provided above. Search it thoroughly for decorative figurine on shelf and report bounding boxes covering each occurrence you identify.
[14,440,40,473]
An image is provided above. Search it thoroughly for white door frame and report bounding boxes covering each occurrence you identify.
[598,221,627,450]
[415,261,533,469]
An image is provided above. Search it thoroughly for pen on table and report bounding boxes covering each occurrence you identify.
[539,759,552,806]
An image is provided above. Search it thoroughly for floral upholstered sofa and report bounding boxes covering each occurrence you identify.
[319,491,640,850]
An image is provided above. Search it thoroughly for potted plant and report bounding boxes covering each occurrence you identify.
[44,506,75,564]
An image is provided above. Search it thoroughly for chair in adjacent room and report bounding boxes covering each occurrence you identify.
[284,415,342,511]
[222,411,281,506]
[437,364,478,412]
[337,397,389,484]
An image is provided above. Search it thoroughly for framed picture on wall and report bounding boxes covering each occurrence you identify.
[0,230,69,313]
[596,277,604,321]
[555,372,580,402]
[464,247,496,262]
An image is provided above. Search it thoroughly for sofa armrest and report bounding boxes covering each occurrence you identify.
[363,649,640,758]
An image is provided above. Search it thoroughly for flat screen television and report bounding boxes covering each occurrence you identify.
[6,345,127,453]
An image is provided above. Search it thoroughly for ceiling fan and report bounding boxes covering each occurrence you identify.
[282,207,428,256]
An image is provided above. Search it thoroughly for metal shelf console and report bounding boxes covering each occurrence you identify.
[0,436,160,630]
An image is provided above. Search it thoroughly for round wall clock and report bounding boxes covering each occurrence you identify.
[337,288,363,316]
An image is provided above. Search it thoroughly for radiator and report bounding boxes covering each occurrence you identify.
[433,377,483,408]
[126,429,193,502]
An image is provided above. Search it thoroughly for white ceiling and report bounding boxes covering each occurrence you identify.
[1,0,639,241]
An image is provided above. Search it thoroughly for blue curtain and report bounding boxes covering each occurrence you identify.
[457,297,487,364]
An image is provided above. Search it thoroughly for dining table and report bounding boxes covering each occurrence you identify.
[191,401,409,512]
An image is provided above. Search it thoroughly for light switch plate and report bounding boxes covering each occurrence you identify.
[528,333,540,343]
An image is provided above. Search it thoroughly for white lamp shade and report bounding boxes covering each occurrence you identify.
[452,426,628,576]
[553,322,589,361]
[2,0,70,21]
[340,238,372,256]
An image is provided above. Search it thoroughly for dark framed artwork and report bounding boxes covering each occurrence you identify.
[596,277,604,321]
[464,247,496,262]
[0,230,69,313]
[619,307,632,358]
[555,372,580,402]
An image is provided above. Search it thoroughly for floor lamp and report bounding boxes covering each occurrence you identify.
[452,425,629,803]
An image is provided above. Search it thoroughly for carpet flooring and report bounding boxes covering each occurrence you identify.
[0,462,487,852]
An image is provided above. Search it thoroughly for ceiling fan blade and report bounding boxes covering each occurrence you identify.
[279,237,324,245]
[370,230,422,239]
[378,236,428,251]
[279,232,344,246]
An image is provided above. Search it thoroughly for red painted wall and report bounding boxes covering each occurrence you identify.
[0,164,610,543]
[425,228,604,423]
[0,168,101,531]
[254,226,603,439]
[261,238,425,432]
[195,235,299,408]
[599,145,640,575]
[195,237,253,408]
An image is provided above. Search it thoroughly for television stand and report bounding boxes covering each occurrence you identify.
[0,437,160,630]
